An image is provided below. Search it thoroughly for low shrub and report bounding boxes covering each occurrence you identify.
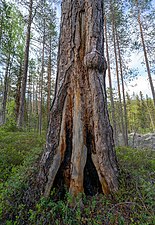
[0,133,155,225]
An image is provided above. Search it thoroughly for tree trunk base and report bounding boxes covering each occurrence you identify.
[36,0,118,199]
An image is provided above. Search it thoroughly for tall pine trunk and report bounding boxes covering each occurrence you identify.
[47,40,52,121]
[37,0,118,198]
[104,15,117,146]
[112,13,126,146]
[135,0,155,106]
[0,11,3,46]
[138,13,155,106]
[17,0,33,128]
[116,29,128,146]
[39,18,45,135]
[15,61,23,121]
[27,72,32,131]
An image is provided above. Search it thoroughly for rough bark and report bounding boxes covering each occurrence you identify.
[37,0,118,198]
[17,0,33,128]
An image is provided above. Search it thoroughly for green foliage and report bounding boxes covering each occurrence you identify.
[0,131,45,224]
[0,130,45,181]
[0,1,25,57]
[1,100,17,131]
[109,91,155,134]
[0,0,58,132]
[116,146,155,224]
[0,131,154,224]
[27,147,154,225]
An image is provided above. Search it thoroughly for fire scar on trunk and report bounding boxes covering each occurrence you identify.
[37,0,118,198]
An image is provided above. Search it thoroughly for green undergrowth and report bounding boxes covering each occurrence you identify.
[0,129,45,181]
[0,131,155,224]
[0,129,46,224]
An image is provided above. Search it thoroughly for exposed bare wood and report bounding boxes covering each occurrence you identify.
[37,0,118,198]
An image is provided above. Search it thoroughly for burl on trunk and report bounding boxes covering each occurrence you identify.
[37,0,118,198]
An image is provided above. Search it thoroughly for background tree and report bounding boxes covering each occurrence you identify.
[0,2,25,125]
[104,15,117,145]
[128,0,155,106]
[17,0,33,128]
[0,0,58,131]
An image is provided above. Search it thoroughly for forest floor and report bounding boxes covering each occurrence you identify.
[0,129,155,225]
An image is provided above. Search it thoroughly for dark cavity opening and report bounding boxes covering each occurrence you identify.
[84,129,102,196]
[52,125,102,199]
[52,123,72,199]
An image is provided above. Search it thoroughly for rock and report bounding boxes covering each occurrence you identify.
[118,133,155,150]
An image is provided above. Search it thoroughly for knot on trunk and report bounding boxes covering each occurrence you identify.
[84,51,104,72]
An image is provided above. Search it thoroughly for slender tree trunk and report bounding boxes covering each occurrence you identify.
[104,15,117,145]
[35,79,39,133]
[38,72,42,134]
[37,0,118,199]
[32,81,35,131]
[17,0,33,128]
[111,14,126,146]
[32,82,35,114]
[116,30,128,146]
[15,61,23,121]
[36,75,40,132]
[2,55,10,124]
[39,18,45,135]
[0,13,3,46]
[137,6,155,106]
[27,72,32,131]
[47,40,52,121]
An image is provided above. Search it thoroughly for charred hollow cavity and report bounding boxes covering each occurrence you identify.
[53,126,102,198]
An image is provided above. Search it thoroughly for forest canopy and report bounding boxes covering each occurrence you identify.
[0,0,155,137]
